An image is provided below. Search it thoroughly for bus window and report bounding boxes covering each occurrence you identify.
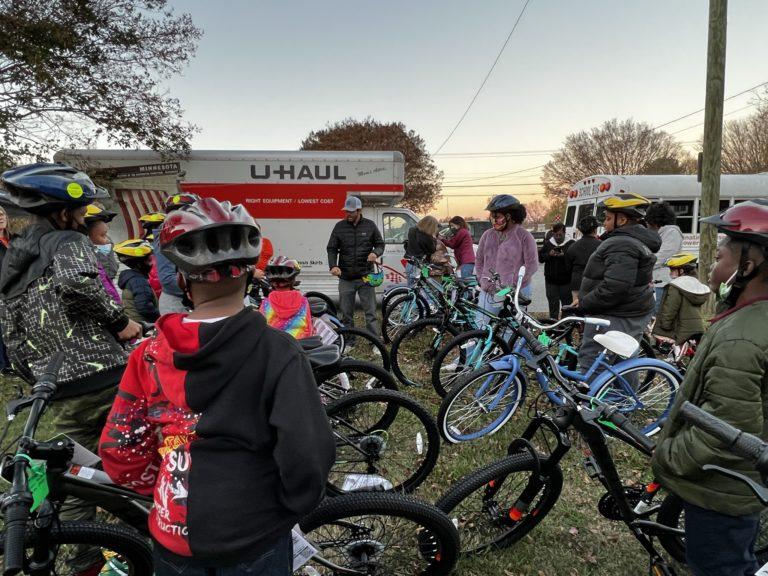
[576,203,594,225]
[565,206,576,227]
[719,199,731,212]
[668,200,694,233]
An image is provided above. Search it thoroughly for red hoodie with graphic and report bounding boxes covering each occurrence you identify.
[99,308,335,564]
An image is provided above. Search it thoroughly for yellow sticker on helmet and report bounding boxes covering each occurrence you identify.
[172,195,181,204]
[67,183,84,198]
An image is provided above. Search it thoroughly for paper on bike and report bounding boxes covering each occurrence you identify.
[291,525,318,571]
[342,473,394,492]
[755,562,768,575]
[313,315,340,346]
[48,434,100,467]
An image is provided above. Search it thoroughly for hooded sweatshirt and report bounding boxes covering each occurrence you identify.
[118,268,159,324]
[475,224,538,293]
[653,274,710,344]
[0,221,129,395]
[259,290,314,339]
[579,224,662,317]
[99,308,335,564]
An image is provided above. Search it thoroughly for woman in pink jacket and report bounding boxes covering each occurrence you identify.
[441,216,476,278]
[474,195,538,327]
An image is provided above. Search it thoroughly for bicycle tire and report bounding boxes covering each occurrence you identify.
[305,291,338,317]
[325,388,440,494]
[299,492,460,576]
[382,293,427,344]
[382,286,411,319]
[316,359,398,404]
[430,329,512,397]
[437,365,527,444]
[0,521,153,576]
[591,361,680,436]
[435,453,563,555]
[391,318,460,388]
[335,327,392,371]
[656,493,768,565]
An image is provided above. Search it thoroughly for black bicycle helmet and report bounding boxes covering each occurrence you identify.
[1,162,104,214]
[160,196,262,274]
[485,194,520,212]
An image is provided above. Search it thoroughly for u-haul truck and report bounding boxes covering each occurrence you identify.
[53,149,418,294]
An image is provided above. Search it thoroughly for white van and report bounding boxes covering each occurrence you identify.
[53,149,419,294]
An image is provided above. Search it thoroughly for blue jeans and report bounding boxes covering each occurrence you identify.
[475,286,532,329]
[459,263,475,278]
[683,500,760,576]
[153,533,292,576]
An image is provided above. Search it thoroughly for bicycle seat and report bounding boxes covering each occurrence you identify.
[455,276,478,289]
[305,345,341,369]
[307,296,329,317]
[594,330,639,359]
[299,335,325,351]
[517,294,532,307]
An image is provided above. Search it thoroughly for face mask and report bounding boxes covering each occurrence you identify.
[96,243,113,255]
[717,270,738,301]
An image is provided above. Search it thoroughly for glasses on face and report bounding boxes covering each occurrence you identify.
[490,213,507,223]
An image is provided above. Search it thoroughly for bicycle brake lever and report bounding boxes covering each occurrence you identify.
[702,464,768,505]
[5,397,34,420]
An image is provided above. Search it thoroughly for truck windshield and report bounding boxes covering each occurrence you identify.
[383,213,416,244]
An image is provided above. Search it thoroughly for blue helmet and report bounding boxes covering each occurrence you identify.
[485,194,520,212]
[1,162,102,214]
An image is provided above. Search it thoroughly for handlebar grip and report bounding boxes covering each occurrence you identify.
[39,352,66,384]
[607,409,656,454]
[680,401,767,462]
[2,501,30,575]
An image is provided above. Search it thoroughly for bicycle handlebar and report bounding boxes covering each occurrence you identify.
[2,352,66,576]
[680,402,768,469]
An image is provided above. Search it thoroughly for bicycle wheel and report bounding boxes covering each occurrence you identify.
[335,327,392,371]
[435,453,563,555]
[325,389,440,494]
[382,293,427,344]
[437,365,527,444]
[316,359,398,404]
[0,521,153,576]
[592,362,680,436]
[391,318,460,388]
[431,329,512,397]
[305,291,338,317]
[382,286,410,318]
[298,493,460,576]
[656,493,768,564]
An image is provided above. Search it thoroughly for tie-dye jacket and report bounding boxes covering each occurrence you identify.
[259,290,314,340]
[0,223,129,395]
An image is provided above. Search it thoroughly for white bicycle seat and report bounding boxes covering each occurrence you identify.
[594,330,640,359]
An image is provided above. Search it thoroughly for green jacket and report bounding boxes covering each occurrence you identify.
[652,275,710,344]
[652,298,768,516]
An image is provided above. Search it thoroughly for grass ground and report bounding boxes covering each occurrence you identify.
[0,321,689,576]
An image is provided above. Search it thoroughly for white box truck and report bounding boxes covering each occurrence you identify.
[53,149,419,294]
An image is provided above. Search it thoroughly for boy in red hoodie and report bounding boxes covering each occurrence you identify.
[99,198,335,576]
[259,256,314,339]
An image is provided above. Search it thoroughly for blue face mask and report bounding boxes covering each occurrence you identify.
[96,243,113,255]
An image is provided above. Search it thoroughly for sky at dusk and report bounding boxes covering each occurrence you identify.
[161,0,768,218]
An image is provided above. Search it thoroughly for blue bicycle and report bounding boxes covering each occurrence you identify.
[437,267,683,443]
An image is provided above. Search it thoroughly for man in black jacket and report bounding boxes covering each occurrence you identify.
[327,196,385,337]
[569,193,661,376]
[539,222,574,319]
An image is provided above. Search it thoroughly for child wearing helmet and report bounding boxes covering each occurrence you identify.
[139,212,166,299]
[115,239,159,324]
[651,253,709,345]
[259,256,314,339]
[85,203,122,304]
[100,197,333,576]
[653,200,768,575]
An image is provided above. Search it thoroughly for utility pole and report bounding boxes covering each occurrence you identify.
[698,0,728,304]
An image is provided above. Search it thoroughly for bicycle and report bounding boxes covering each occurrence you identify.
[0,354,153,576]
[434,331,682,574]
[437,268,682,443]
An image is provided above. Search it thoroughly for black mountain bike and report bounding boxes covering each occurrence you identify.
[0,354,153,576]
[434,321,682,575]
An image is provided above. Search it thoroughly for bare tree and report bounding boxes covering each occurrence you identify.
[0,0,201,167]
[301,117,442,212]
[720,98,768,174]
[541,119,691,201]
[524,199,549,228]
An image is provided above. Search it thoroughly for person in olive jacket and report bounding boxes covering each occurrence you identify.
[327,196,385,337]
[652,201,768,576]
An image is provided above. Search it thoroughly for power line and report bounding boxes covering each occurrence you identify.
[441,191,543,197]
[443,163,546,184]
[669,103,757,135]
[432,0,533,155]
[443,183,542,188]
[434,149,557,158]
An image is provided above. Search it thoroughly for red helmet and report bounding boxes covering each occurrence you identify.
[700,200,768,246]
[164,192,199,213]
[160,197,261,273]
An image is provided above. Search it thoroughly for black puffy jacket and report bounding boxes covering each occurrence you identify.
[579,225,661,317]
[404,227,436,260]
[327,217,385,280]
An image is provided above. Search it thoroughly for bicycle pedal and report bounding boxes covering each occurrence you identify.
[583,455,602,479]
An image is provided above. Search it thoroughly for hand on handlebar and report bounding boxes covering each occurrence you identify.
[117,319,143,341]
[561,305,585,317]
